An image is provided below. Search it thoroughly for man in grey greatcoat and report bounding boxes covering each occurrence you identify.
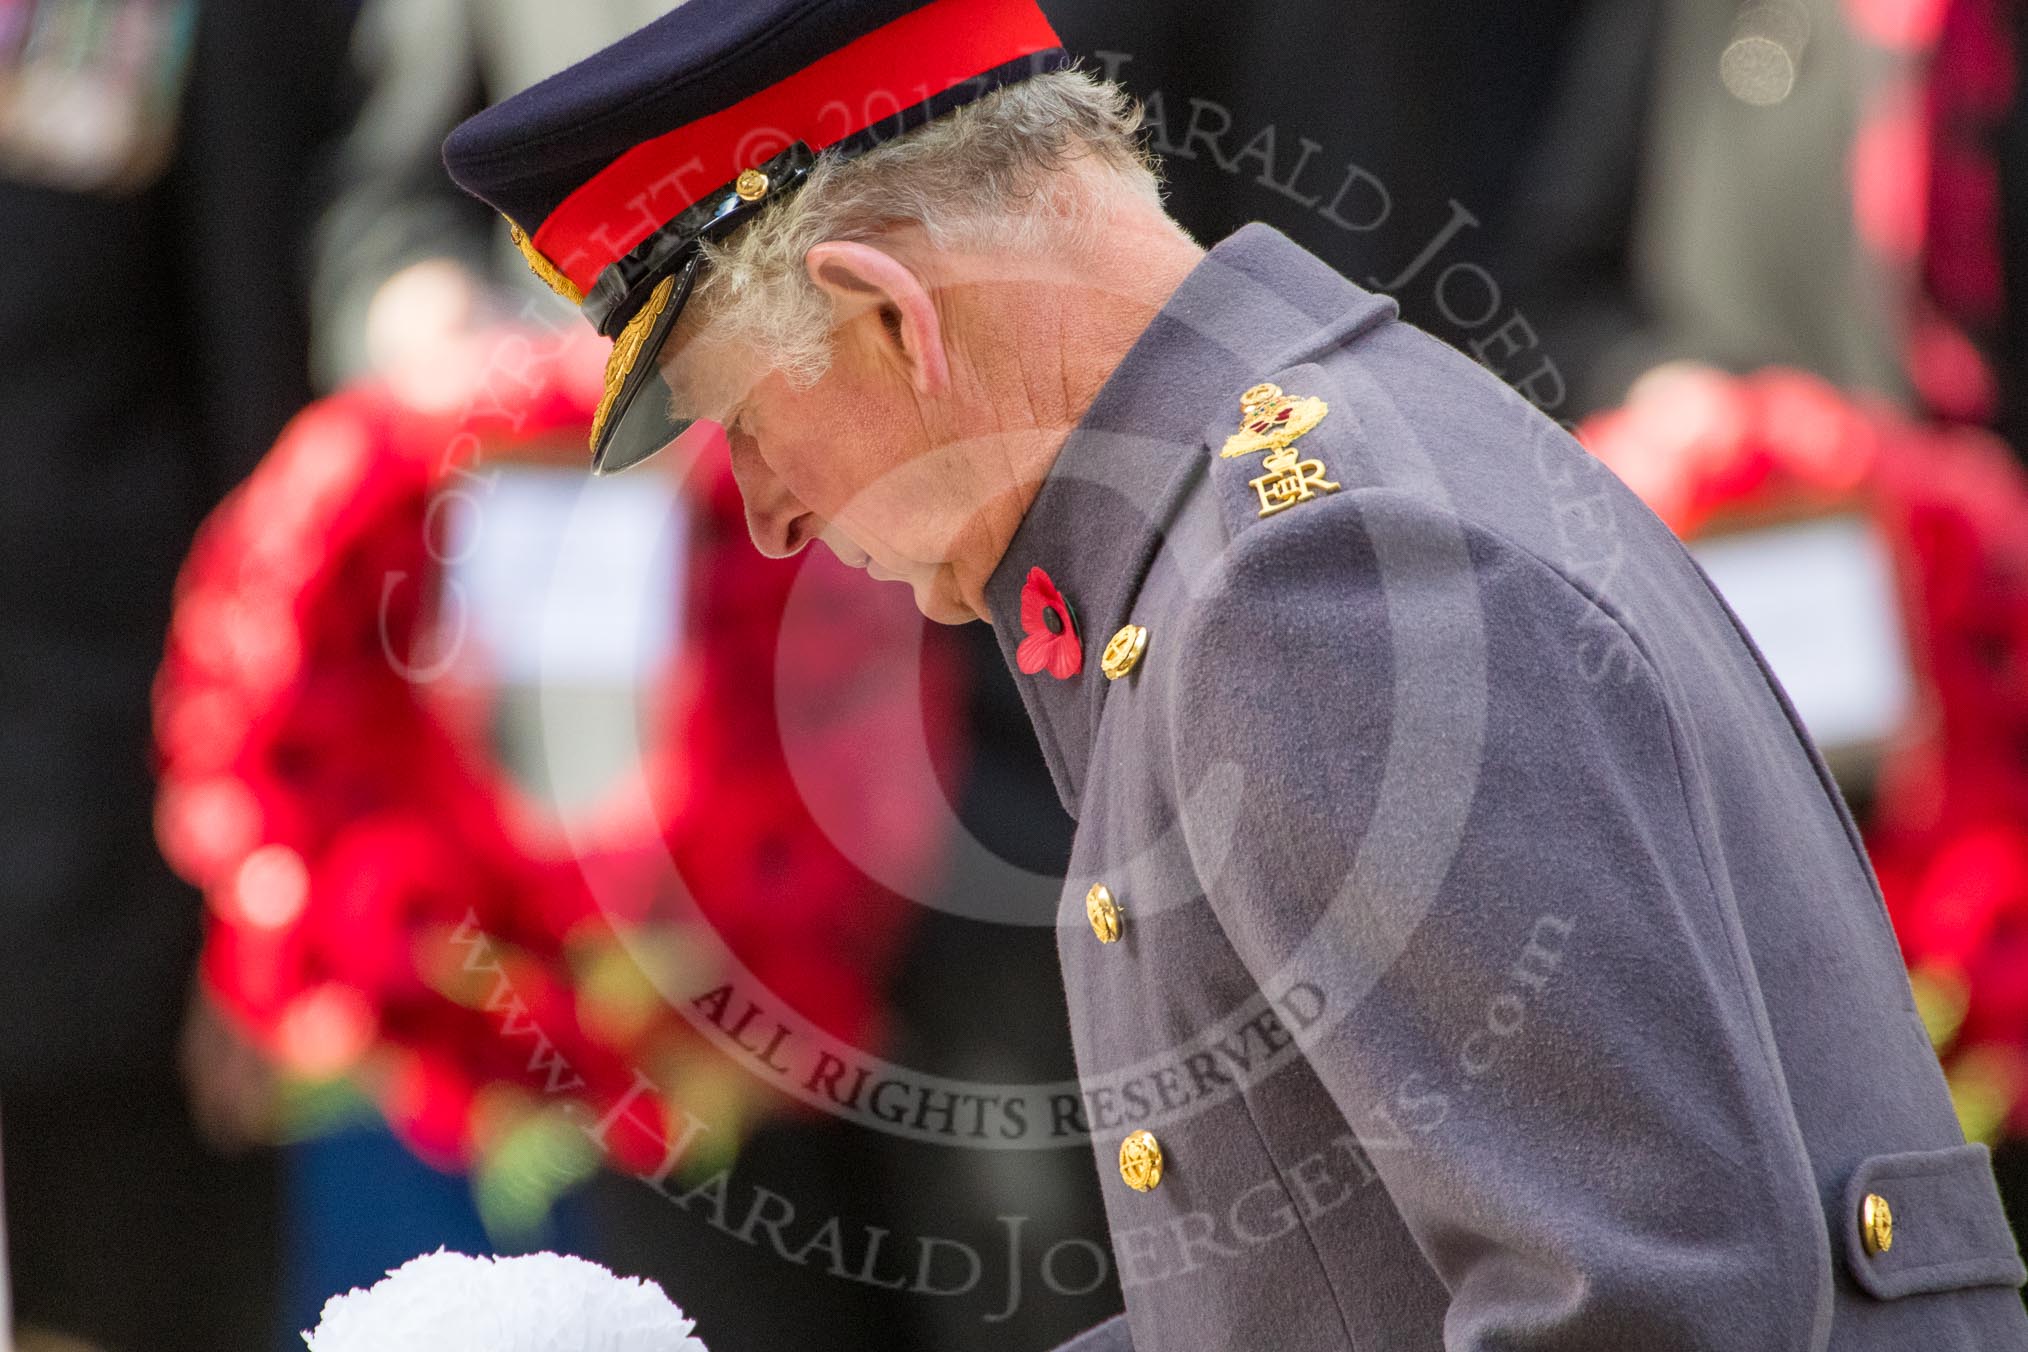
[442,0,2028,1345]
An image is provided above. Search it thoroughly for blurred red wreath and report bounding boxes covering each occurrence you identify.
[1581,363,2028,1137]
[153,329,962,1174]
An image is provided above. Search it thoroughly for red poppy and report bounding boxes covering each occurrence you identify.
[1017,566,1083,679]
[154,343,950,1174]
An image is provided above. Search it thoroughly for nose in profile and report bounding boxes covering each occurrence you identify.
[724,430,815,558]
[750,506,819,558]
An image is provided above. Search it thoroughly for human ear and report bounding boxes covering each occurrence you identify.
[804,239,949,397]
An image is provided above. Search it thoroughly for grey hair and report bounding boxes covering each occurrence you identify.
[688,67,1163,386]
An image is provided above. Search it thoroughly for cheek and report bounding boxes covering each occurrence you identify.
[755,382,926,529]
[752,429,838,512]
[763,417,880,514]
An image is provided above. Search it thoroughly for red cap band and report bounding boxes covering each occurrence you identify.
[533,0,1063,292]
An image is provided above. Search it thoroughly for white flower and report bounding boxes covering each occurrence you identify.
[303,1249,710,1352]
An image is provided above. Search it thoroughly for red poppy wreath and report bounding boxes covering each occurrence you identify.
[1581,364,2028,1138]
[154,329,962,1173]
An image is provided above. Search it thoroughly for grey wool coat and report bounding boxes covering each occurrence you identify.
[982,224,2028,1351]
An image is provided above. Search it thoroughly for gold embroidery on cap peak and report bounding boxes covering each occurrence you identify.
[590,272,678,450]
[507,220,585,306]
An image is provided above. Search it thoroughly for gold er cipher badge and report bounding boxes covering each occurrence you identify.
[1219,383,1339,518]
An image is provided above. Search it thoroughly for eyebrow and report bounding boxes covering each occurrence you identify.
[665,387,742,434]
[663,377,702,428]
[658,335,746,429]
[660,357,720,428]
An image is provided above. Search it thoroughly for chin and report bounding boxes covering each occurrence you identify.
[910,573,980,626]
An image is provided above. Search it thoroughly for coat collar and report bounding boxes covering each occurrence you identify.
[982,223,1399,817]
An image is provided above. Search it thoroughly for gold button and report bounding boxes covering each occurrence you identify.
[735,168,770,202]
[1086,883,1122,944]
[1861,1192,1894,1255]
[1100,623,1149,680]
[1120,1129,1164,1192]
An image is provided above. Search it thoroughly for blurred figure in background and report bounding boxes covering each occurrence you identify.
[1044,0,1587,357]
[1919,0,2028,462]
[0,0,351,1348]
[1503,0,1915,419]
[310,1,678,395]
